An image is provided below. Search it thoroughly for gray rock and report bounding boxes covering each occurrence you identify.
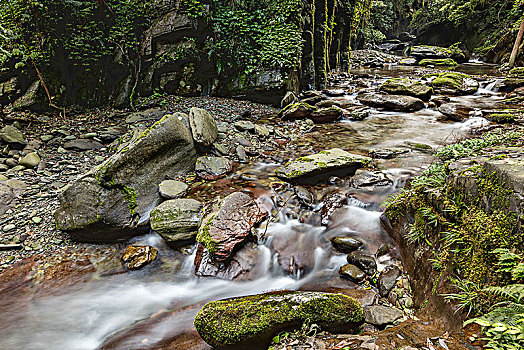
[399,57,417,65]
[233,120,255,132]
[125,108,167,124]
[150,199,203,247]
[3,224,16,232]
[236,145,247,163]
[369,148,409,159]
[189,108,218,147]
[54,113,197,242]
[18,152,40,168]
[351,170,392,187]
[438,103,472,121]
[363,305,403,326]
[12,80,44,111]
[331,236,363,253]
[275,148,372,185]
[195,156,233,180]
[339,264,366,283]
[0,125,27,145]
[0,174,7,181]
[254,125,270,138]
[212,144,229,156]
[294,186,314,206]
[379,78,433,101]
[378,265,401,296]
[281,91,298,108]
[311,106,343,123]
[357,94,425,112]
[158,180,188,199]
[63,139,104,151]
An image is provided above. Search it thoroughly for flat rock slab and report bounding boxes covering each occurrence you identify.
[0,125,27,145]
[196,192,267,262]
[379,78,433,101]
[363,305,403,326]
[194,291,363,350]
[63,139,104,151]
[195,156,233,180]
[158,180,188,199]
[275,148,371,185]
[357,93,425,112]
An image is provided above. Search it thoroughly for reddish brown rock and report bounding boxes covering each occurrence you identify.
[196,192,267,262]
[122,245,158,270]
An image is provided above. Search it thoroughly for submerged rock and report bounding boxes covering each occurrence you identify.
[379,78,433,101]
[150,199,203,247]
[196,192,267,262]
[54,113,197,242]
[122,245,158,270]
[275,148,372,185]
[357,93,425,112]
[430,72,479,95]
[195,156,233,180]
[194,291,363,350]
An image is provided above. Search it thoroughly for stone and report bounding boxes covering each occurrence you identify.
[63,139,104,151]
[369,148,409,159]
[410,45,466,63]
[339,264,366,283]
[351,170,392,187]
[310,106,343,123]
[254,124,270,138]
[195,156,233,180]
[399,57,417,65]
[194,242,261,281]
[275,148,372,185]
[54,113,197,242]
[212,143,229,156]
[23,139,42,153]
[158,180,188,199]
[122,245,158,270]
[194,291,363,350]
[189,108,218,147]
[379,78,433,101]
[357,94,425,112]
[125,108,167,124]
[233,120,255,132]
[294,186,314,206]
[331,236,363,253]
[0,175,7,181]
[17,152,40,168]
[31,216,42,224]
[3,224,16,232]
[0,125,27,145]
[196,192,267,262]
[280,102,316,120]
[321,191,348,225]
[504,67,524,88]
[347,251,377,275]
[378,265,402,296]
[438,103,473,122]
[323,89,346,96]
[0,181,21,216]
[150,199,203,247]
[363,305,403,326]
[419,58,458,67]
[236,145,247,163]
[12,80,45,111]
[281,91,298,108]
[430,72,479,95]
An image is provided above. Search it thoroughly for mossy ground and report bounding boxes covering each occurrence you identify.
[383,128,524,314]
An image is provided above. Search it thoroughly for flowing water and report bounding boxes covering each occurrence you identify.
[0,63,515,349]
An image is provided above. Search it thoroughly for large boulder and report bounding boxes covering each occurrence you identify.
[410,45,466,63]
[419,58,458,67]
[504,67,524,88]
[150,199,203,247]
[17,152,41,168]
[430,72,479,95]
[54,113,197,242]
[280,102,316,120]
[379,78,433,101]
[275,148,372,184]
[196,192,267,262]
[311,106,343,123]
[189,107,218,147]
[357,93,425,112]
[194,291,363,350]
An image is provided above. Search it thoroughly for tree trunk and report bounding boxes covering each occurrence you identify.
[509,15,524,68]
[313,0,328,89]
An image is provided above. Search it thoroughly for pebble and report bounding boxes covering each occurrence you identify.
[32,217,42,224]
[3,224,16,232]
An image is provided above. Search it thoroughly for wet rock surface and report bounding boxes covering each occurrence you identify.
[121,244,158,270]
[195,156,233,180]
[357,93,425,112]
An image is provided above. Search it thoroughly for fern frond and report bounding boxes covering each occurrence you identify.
[465,302,524,327]
[484,284,524,303]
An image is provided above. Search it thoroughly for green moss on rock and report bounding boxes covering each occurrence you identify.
[194,291,363,349]
[419,58,458,67]
[431,72,479,94]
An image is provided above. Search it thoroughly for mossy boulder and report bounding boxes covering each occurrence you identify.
[275,148,372,185]
[54,113,197,242]
[410,45,466,63]
[311,106,343,123]
[194,291,363,350]
[487,113,516,124]
[0,125,27,146]
[379,78,433,101]
[150,199,203,247]
[357,93,425,112]
[418,58,458,67]
[504,67,524,88]
[431,72,479,95]
[196,192,267,262]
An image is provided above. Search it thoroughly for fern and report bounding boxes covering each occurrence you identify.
[484,285,524,303]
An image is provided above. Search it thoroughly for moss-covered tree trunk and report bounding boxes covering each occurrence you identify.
[313,0,328,89]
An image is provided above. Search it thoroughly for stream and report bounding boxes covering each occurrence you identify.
[0,63,514,349]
